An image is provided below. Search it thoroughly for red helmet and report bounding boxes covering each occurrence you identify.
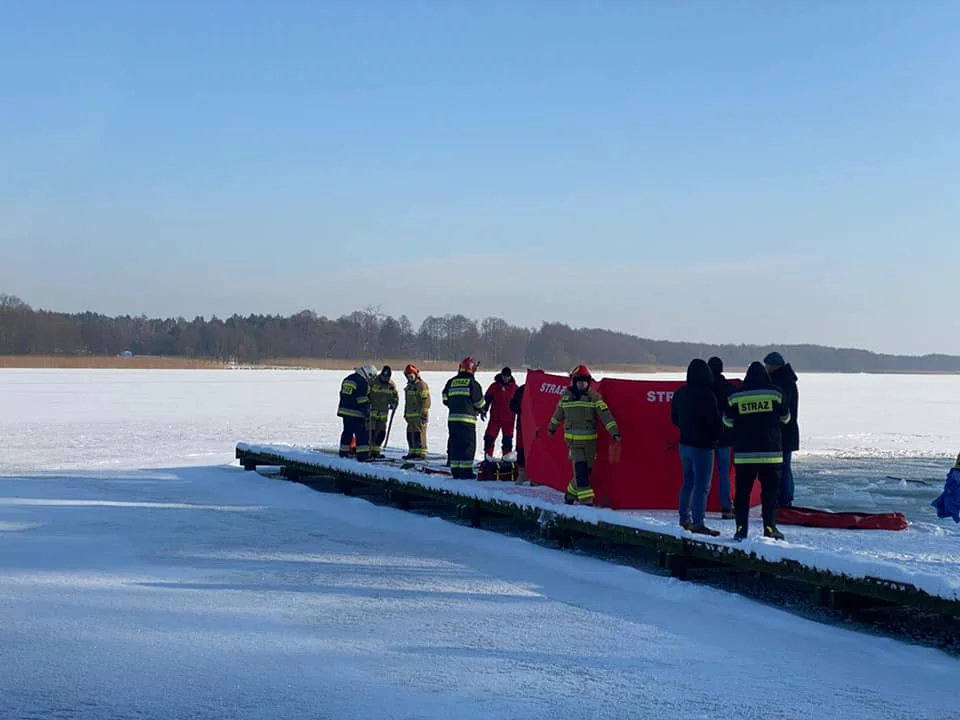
[459,356,479,374]
[570,364,592,381]
[404,363,419,376]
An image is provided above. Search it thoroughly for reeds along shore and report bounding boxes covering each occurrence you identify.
[0,355,684,373]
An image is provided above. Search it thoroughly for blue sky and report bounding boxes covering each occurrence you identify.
[2,1,958,355]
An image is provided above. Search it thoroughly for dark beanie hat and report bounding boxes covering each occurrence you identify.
[501,366,512,377]
[380,365,392,377]
[763,352,785,367]
[707,356,723,375]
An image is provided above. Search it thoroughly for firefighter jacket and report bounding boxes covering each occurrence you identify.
[441,371,486,424]
[548,385,620,444]
[337,371,370,419]
[369,377,399,420]
[404,377,431,420]
[722,362,792,464]
[484,375,518,424]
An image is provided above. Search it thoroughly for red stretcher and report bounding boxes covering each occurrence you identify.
[777,505,908,531]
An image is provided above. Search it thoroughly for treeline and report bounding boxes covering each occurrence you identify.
[2,294,959,373]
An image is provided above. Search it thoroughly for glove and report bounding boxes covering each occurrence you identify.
[612,433,622,443]
[547,427,556,437]
[420,415,429,424]
[388,402,398,411]
[480,412,487,421]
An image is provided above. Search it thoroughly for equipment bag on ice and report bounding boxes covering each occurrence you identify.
[478,459,517,482]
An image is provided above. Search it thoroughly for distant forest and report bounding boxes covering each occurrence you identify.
[2,294,959,373]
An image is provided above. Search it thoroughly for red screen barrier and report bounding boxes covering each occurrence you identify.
[522,370,760,511]
[520,370,575,493]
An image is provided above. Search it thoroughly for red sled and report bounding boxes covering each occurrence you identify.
[777,505,908,531]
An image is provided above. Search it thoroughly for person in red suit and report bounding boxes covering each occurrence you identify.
[482,367,519,461]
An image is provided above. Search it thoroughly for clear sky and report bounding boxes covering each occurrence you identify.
[2,1,958,355]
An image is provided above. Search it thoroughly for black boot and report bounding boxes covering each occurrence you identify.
[764,525,784,540]
[690,523,721,537]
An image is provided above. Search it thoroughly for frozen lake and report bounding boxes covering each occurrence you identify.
[1,368,958,719]
[2,368,957,523]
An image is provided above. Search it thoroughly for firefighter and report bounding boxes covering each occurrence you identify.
[402,363,431,460]
[547,364,621,505]
[482,367,519,461]
[367,365,399,458]
[441,356,486,479]
[722,361,792,541]
[337,365,376,461]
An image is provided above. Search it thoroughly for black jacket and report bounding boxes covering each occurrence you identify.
[711,371,736,448]
[337,371,371,419]
[441,371,486,424]
[723,362,791,464]
[671,359,721,449]
[769,364,799,452]
[509,384,524,416]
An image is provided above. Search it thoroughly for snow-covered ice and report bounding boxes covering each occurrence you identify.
[237,442,960,604]
[2,368,960,719]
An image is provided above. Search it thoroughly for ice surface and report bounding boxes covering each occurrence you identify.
[2,466,958,719]
[238,443,960,603]
[2,368,960,719]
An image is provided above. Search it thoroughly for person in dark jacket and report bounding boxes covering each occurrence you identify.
[764,351,799,507]
[509,382,529,484]
[441,356,487,479]
[723,361,792,541]
[708,356,736,519]
[671,358,722,535]
[337,365,376,461]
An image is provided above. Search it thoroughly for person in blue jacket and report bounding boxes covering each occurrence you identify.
[932,452,960,523]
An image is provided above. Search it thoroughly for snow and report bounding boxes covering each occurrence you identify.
[2,368,960,719]
[237,443,960,604]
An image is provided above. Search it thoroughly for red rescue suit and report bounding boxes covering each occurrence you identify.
[483,374,518,457]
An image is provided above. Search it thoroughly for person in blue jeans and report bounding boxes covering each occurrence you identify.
[708,357,736,519]
[765,352,799,506]
[671,359,722,536]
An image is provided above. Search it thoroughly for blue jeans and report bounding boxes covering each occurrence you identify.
[780,451,794,506]
[716,446,732,511]
[679,445,715,525]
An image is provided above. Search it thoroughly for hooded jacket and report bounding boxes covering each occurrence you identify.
[484,373,518,424]
[723,362,791,464]
[671,359,721,449]
[769,364,800,452]
[707,358,735,448]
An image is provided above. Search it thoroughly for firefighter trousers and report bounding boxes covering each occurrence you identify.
[339,416,370,461]
[566,440,598,503]
[734,464,781,532]
[369,415,388,455]
[405,417,428,457]
[447,422,477,479]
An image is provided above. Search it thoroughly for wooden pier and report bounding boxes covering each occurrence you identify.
[236,443,960,619]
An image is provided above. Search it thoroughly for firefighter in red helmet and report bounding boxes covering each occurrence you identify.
[547,364,621,505]
[402,363,431,460]
[441,356,486,479]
